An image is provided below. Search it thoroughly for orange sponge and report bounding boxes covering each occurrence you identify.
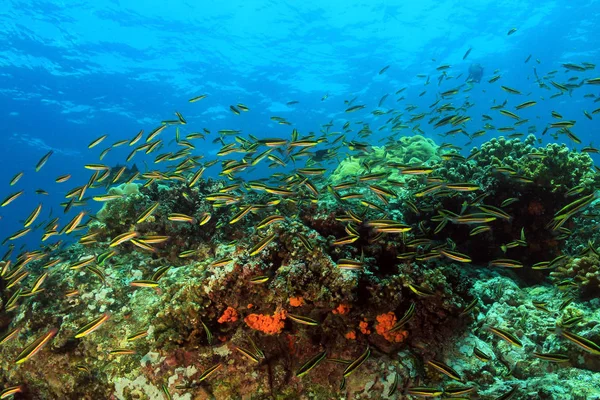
[244,310,287,334]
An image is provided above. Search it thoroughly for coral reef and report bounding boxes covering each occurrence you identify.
[1,134,600,399]
[330,134,441,183]
[551,253,600,299]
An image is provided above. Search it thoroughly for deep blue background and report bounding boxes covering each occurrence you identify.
[0,0,599,253]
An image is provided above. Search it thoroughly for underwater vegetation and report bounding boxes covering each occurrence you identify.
[2,59,600,399]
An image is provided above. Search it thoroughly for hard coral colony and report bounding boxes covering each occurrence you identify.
[2,46,600,400]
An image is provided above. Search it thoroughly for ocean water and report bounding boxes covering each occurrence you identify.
[1,0,599,251]
[1,1,600,398]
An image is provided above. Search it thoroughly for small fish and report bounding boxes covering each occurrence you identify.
[408,283,435,297]
[249,232,277,256]
[1,191,24,207]
[488,259,523,268]
[136,202,160,224]
[507,28,518,35]
[459,298,478,316]
[89,134,108,149]
[198,212,211,226]
[532,301,551,313]
[473,346,492,362]
[332,235,360,246]
[559,296,575,311]
[444,385,475,396]
[343,347,370,377]
[388,304,414,334]
[296,351,327,377]
[345,105,366,113]
[24,204,42,228]
[210,257,233,268]
[560,330,600,355]
[379,65,390,75]
[130,279,159,288]
[249,275,269,284]
[488,326,523,348]
[74,314,110,338]
[462,47,472,60]
[288,314,319,326]
[0,327,21,345]
[500,109,521,120]
[439,249,471,263]
[9,172,23,186]
[15,328,58,364]
[406,387,444,397]
[162,384,172,400]
[55,174,71,183]
[127,329,149,342]
[501,197,519,207]
[401,167,434,175]
[426,359,462,381]
[515,100,537,110]
[501,86,521,95]
[35,150,53,172]
[532,352,569,362]
[0,386,23,398]
[235,346,260,363]
[478,205,512,220]
[337,258,364,270]
[560,315,583,328]
[531,261,553,270]
[256,215,285,230]
[109,231,139,247]
[109,348,136,356]
[151,265,172,282]
[198,363,223,382]
[189,94,207,102]
[201,319,213,345]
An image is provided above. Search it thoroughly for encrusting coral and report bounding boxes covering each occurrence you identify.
[2,134,600,399]
[244,310,287,334]
[551,253,600,299]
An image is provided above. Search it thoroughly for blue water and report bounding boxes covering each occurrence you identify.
[0,0,599,253]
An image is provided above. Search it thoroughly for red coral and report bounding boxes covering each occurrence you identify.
[359,319,371,335]
[375,312,409,343]
[289,297,305,307]
[217,306,239,324]
[332,303,351,315]
[244,310,287,334]
[345,330,357,340]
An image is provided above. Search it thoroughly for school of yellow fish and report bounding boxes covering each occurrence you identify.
[1,50,600,398]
